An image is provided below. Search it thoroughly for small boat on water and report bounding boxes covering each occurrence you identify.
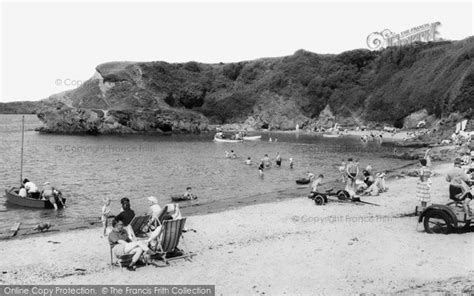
[243,135,262,141]
[5,187,66,209]
[171,194,198,202]
[5,116,66,209]
[296,178,311,185]
[213,136,243,143]
[322,133,341,138]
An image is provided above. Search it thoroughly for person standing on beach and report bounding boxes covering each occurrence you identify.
[289,158,294,169]
[345,158,359,196]
[416,159,432,210]
[101,197,112,236]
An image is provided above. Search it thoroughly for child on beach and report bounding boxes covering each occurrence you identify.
[101,197,112,236]
[338,160,346,183]
[416,159,432,210]
[311,174,324,193]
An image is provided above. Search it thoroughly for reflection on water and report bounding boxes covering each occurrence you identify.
[0,115,410,230]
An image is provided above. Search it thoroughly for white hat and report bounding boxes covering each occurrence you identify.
[147,196,158,204]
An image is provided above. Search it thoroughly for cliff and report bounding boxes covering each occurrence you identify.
[5,37,474,134]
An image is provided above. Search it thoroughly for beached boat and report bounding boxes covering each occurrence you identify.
[5,187,66,209]
[213,136,243,143]
[243,135,262,141]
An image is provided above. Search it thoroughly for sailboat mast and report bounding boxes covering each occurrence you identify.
[20,115,25,186]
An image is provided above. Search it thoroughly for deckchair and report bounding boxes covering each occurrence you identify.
[129,215,151,237]
[109,245,135,268]
[152,217,194,264]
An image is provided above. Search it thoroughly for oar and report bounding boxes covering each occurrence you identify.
[353,199,380,206]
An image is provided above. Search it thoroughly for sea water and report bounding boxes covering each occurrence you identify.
[0,114,411,231]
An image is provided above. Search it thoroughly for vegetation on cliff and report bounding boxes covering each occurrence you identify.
[3,37,473,134]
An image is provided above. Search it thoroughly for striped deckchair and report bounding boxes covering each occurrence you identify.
[153,217,194,264]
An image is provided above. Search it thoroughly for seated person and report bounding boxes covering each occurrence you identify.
[23,178,40,199]
[18,185,27,198]
[446,158,472,218]
[183,187,197,200]
[362,172,387,196]
[108,219,151,271]
[362,168,374,187]
[146,204,182,248]
[145,196,162,231]
[116,198,135,226]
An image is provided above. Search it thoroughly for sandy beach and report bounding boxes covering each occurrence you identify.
[0,162,472,295]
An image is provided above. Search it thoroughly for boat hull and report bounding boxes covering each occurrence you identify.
[5,188,66,209]
[213,137,243,143]
[243,135,262,141]
[322,134,340,138]
[170,194,197,202]
[296,178,310,185]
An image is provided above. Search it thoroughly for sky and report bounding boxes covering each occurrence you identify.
[0,0,473,102]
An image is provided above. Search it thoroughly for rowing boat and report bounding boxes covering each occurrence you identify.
[5,187,66,209]
[243,135,262,141]
[171,194,198,202]
[5,116,66,209]
[296,178,310,185]
[322,133,340,138]
[213,136,243,143]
